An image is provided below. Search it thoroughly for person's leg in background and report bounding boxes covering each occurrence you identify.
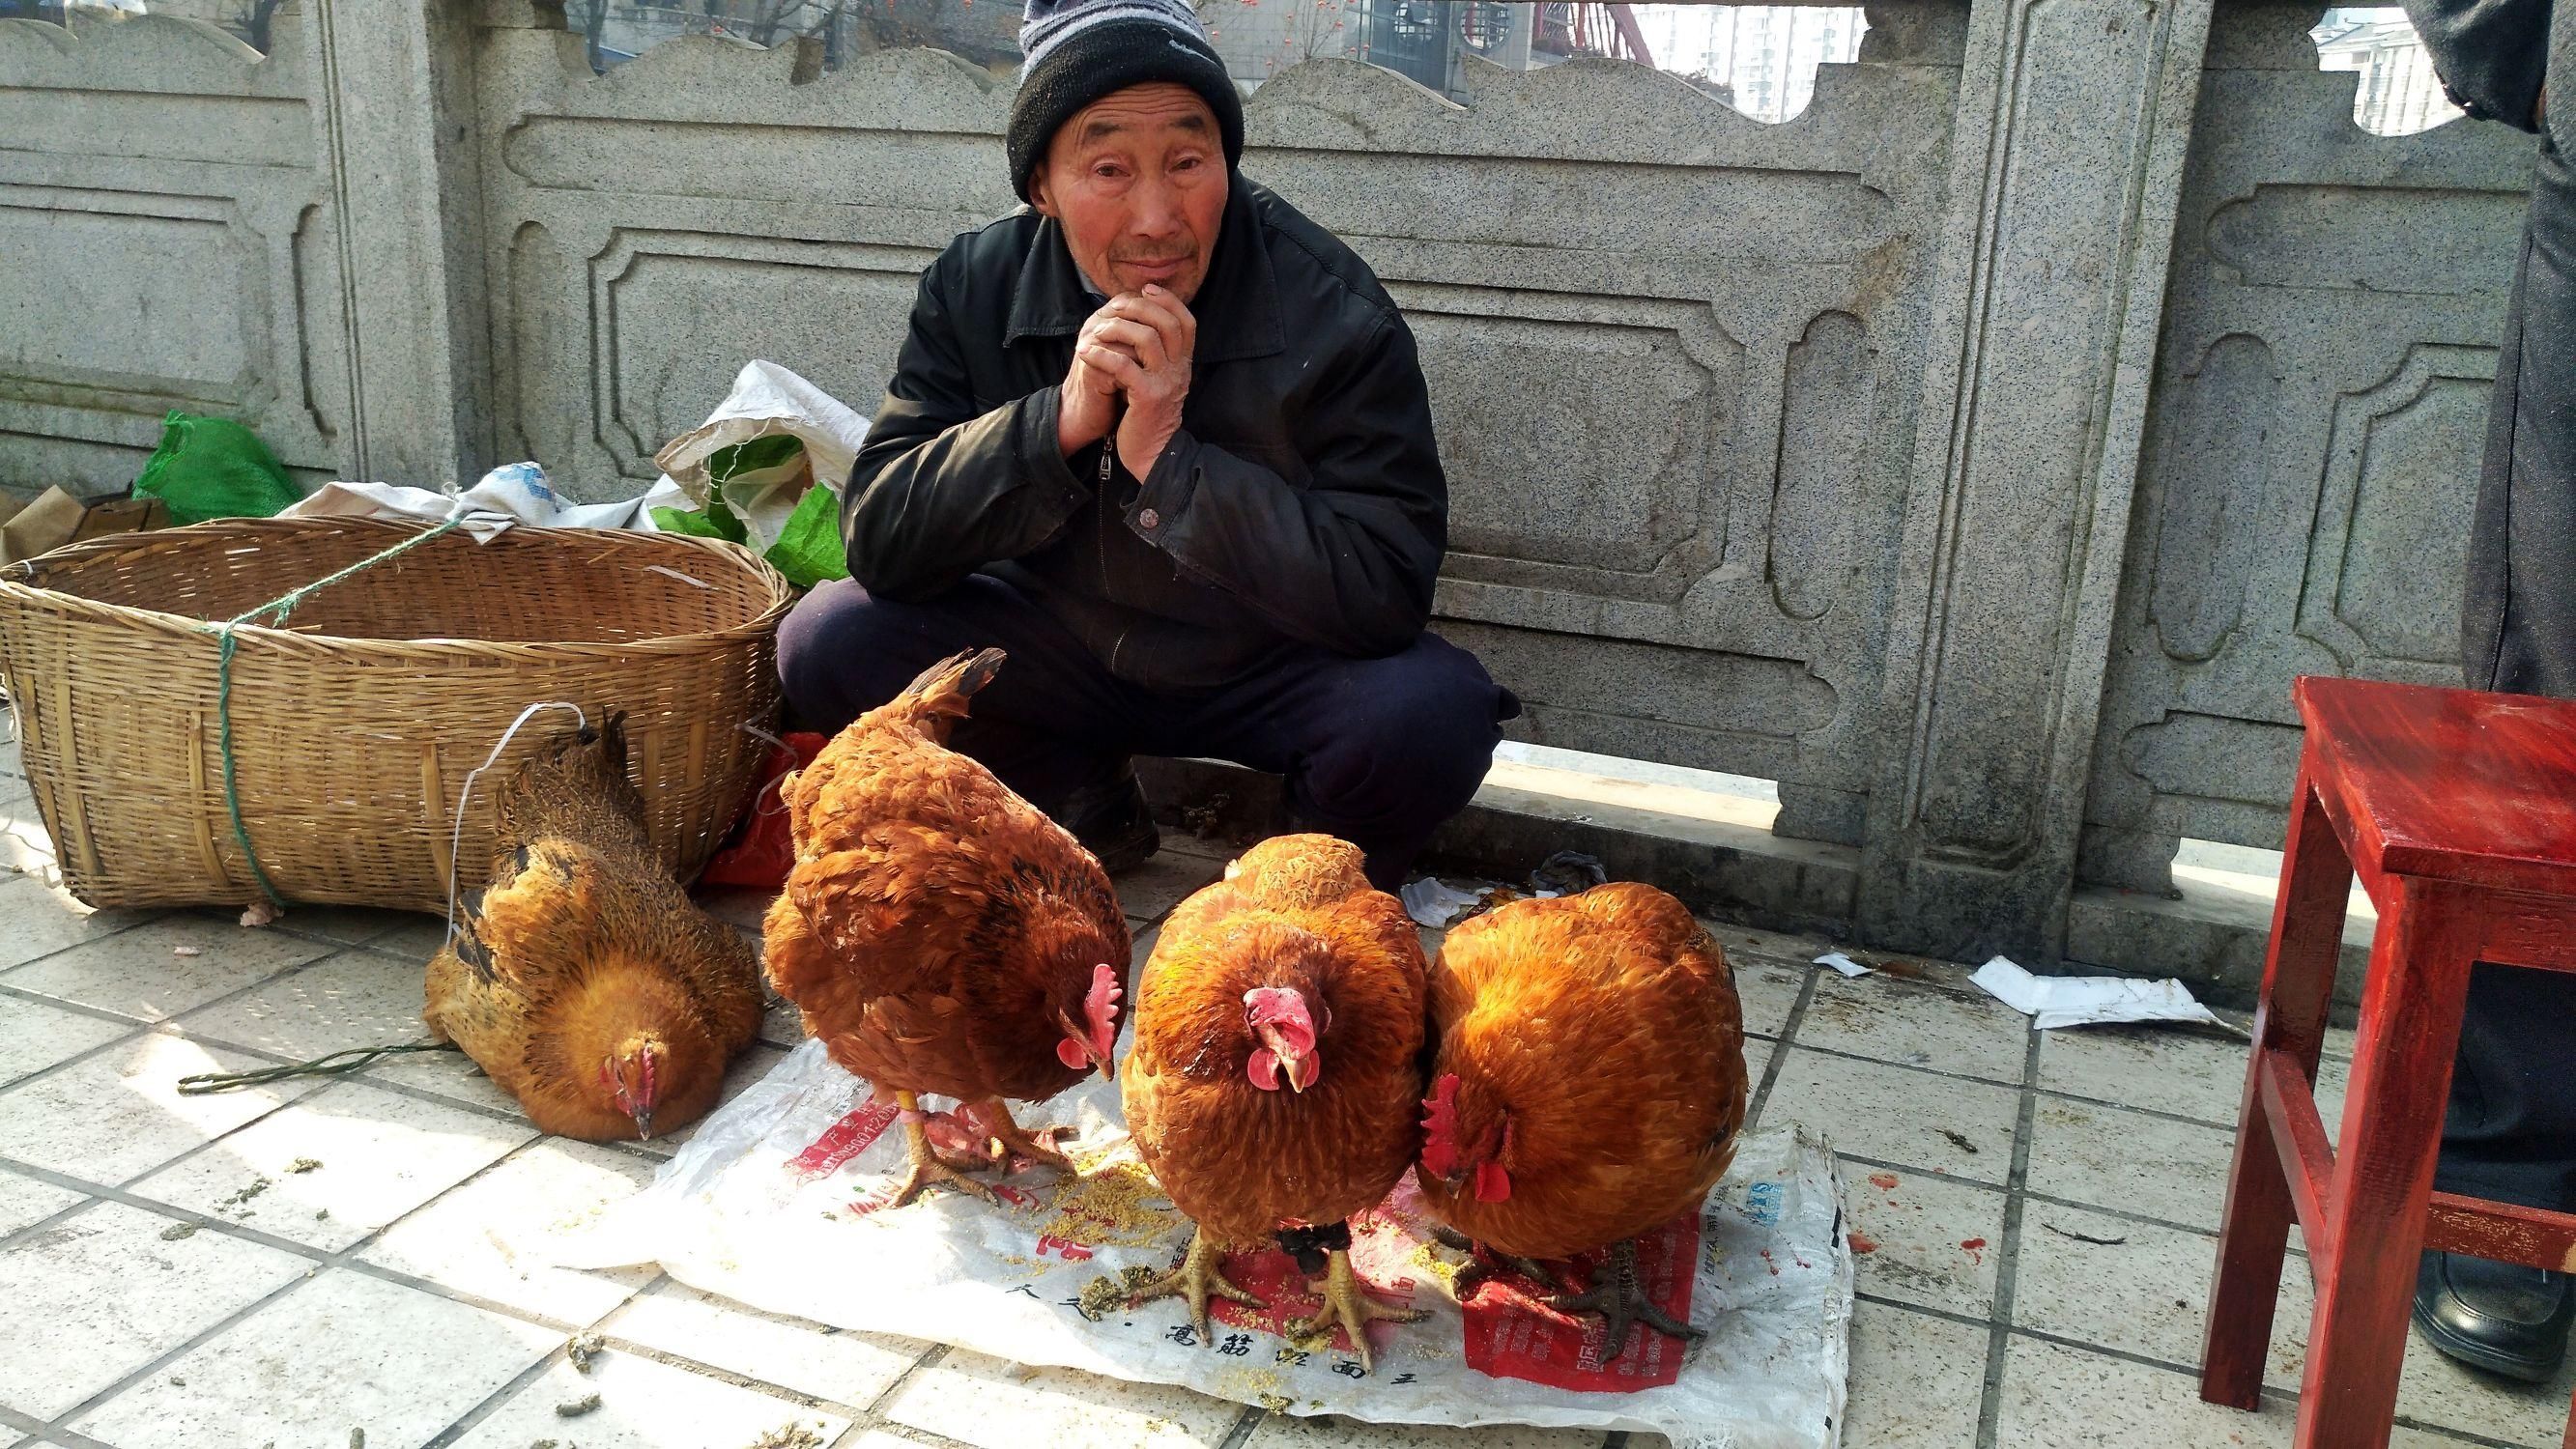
[1177,632,1516,892]
[776,574,1160,870]
[2421,130,2576,1383]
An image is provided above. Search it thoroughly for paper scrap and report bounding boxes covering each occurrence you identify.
[1400,877,1490,929]
[1814,952,1872,978]
[1969,955,2222,1031]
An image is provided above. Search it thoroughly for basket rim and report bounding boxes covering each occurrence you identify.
[0,515,797,661]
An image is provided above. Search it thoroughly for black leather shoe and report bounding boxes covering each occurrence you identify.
[2413,1250,2575,1382]
[1059,765,1159,875]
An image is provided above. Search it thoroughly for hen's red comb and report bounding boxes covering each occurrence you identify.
[1420,1072,1463,1179]
[1084,963,1122,1054]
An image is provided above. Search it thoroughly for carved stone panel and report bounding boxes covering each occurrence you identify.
[1771,310,1877,622]
[1404,292,1738,591]
[2298,343,2490,677]
[0,13,339,492]
[592,232,937,478]
[2080,5,2531,870]
[2149,332,2279,664]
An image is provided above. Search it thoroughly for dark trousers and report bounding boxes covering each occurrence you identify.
[776,575,1516,891]
[2444,133,2576,1214]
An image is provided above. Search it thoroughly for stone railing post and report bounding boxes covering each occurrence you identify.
[1856,0,2217,962]
[298,0,492,484]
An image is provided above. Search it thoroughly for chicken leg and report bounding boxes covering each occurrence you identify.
[1549,1237,1703,1361]
[1289,1247,1426,1374]
[960,1095,1080,1177]
[1430,1224,1560,1299]
[1129,1226,1263,1339]
[889,1091,1002,1208]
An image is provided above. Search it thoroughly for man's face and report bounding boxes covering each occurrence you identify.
[1029,82,1227,302]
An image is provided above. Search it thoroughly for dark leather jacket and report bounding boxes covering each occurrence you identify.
[842,176,1447,691]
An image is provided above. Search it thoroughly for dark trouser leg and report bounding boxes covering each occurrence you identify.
[2439,962,2576,1212]
[1180,632,1515,891]
[2422,134,2576,1382]
[775,576,1135,816]
[2446,132,2576,1216]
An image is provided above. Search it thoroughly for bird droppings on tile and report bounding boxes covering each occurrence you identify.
[566,1330,605,1373]
[1939,1129,1979,1154]
[158,1221,198,1240]
[216,1175,273,1214]
[287,1156,323,1174]
[745,1427,825,1449]
[555,1392,602,1418]
[172,945,203,957]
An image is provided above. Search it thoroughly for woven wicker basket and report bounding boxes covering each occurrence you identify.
[0,517,795,912]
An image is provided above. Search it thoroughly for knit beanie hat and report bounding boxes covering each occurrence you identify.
[1008,0,1245,201]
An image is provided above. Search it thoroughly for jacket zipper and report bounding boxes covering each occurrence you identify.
[1098,429,1130,673]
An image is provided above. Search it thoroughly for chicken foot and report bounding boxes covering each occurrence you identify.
[1130,1226,1264,1340]
[888,1091,1003,1208]
[1549,1237,1704,1361]
[1429,1224,1560,1297]
[1288,1247,1427,1375]
[959,1096,1080,1177]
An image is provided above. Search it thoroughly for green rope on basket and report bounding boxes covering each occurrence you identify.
[198,516,470,909]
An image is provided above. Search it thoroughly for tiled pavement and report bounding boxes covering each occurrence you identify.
[0,733,2568,1448]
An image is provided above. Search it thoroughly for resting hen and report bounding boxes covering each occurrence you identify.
[1417,882,1745,1357]
[423,715,764,1141]
[1121,834,1427,1370]
[763,648,1130,1207]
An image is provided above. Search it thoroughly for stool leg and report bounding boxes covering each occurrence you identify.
[2292,878,2476,1449]
[2204,767,2351,1409]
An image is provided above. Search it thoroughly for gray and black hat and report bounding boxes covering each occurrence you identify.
[1007,0,1245,201]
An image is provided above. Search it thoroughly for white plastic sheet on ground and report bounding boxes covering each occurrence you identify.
[558,1040,1852,1448]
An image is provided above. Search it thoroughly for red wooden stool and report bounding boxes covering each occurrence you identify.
[2202,676,2576,1447]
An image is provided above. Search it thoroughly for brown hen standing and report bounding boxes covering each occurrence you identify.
[423,716,764,1142]
[763,648,1131,1208]
[1417,882,1746,1358]
[1121,834,1428,1371]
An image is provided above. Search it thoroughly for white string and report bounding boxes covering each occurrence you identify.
[444,700,588,945]
[736,720,795,816]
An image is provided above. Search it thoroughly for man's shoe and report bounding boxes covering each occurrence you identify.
[2413,1250,2575,1382]
[1060,766,1159,875]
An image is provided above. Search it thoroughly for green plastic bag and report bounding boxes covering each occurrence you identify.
[132,410,301,526]
[653,434,848,589]
[765,479,848,589]
[651,494,750,545]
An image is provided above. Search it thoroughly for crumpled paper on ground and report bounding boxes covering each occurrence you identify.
[1970,955,2225,1031]
[653,360,871,554]
[557,1038,1853,1449]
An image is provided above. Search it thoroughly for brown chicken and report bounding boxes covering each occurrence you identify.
[1121,834,1427,1370]
[763,648,1130,1208]
[1417,882,1745,1357]
[424,715,765,1141]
